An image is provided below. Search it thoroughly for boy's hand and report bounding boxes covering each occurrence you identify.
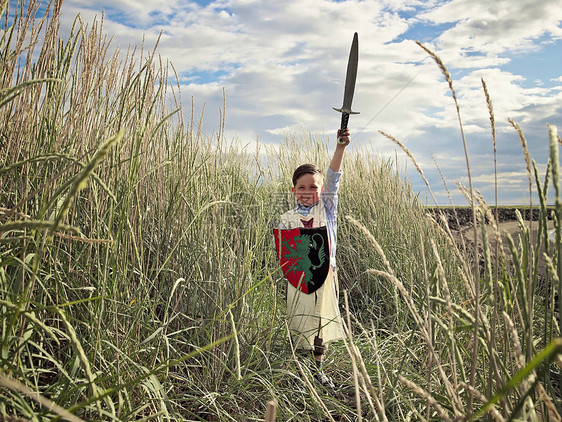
[337,129,350,146]
[330,129,349,172]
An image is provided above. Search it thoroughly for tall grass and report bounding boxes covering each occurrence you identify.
[1,0,561,421]
[0,1,271,419]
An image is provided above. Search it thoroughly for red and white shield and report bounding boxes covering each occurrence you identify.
[273,226,330,294]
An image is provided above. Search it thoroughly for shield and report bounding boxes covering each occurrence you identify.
[273,226,330,294]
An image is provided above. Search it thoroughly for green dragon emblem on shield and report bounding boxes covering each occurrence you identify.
[281,233,326,287]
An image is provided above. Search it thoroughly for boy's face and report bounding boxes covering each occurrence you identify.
[292,172,323,206]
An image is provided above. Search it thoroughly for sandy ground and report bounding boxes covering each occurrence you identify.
[460,220,554,246]
[459,219,556,278]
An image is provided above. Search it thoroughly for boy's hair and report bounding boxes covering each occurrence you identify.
[292,164,322,186]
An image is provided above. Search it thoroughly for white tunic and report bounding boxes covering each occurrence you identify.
[279,200,345,350]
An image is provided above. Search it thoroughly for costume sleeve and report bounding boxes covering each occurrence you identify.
[322,167,341,216]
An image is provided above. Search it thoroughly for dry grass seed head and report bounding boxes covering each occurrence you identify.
[549,125,560,201]
[460,382,504,422]
[481,78,496,149]
[379,130,438,205]
[432,154,454,205]
[398,375,452,422]
[502,311,524,369]
[346,215,394,276]
[415,41,457,102]
[509,118,532,190]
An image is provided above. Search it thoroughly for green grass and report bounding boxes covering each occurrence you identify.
[1,1,562,421]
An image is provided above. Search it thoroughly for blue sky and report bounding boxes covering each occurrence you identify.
[53,0,562,205]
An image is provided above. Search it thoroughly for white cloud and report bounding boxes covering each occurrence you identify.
[419,0,562,62]
[56,0,562,204]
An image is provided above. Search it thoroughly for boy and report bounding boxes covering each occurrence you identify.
[277,128,350,388]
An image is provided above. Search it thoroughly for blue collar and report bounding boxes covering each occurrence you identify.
[296,201,319,216]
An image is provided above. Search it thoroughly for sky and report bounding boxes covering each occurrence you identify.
[53,0,562,205]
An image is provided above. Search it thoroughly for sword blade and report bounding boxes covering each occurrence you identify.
[342,32,358,111]
[333,33,359,139]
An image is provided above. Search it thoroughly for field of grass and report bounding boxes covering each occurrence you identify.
[1,1,562,421]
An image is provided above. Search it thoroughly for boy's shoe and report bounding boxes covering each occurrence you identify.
[315,369,336,389]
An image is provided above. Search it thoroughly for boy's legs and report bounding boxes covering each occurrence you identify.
[313,335,325,361]
[313,335,335,389]
[294,335,335,389]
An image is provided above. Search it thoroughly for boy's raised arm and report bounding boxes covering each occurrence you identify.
[329,129,350,173]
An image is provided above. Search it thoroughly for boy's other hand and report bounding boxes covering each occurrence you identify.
[337,129,350,146]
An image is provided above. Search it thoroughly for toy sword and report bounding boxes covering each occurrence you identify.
[333,32,359,144]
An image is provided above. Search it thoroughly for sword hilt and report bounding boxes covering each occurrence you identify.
[338,113,350,144]
[333,107,359,144]
[340,112,350,131]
